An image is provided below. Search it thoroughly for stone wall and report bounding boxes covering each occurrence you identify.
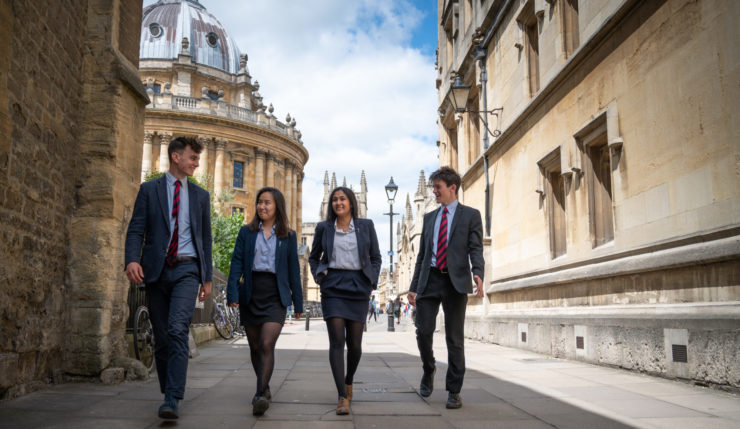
[0,0,146,399]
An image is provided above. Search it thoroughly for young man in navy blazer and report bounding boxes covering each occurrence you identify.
[407,166,484,409]
[125,136,212,420]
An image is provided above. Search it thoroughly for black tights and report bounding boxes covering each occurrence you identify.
[326,317,365,398]
[245,322,283,396]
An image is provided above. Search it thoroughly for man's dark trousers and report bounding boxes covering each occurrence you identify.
[147,260,200,400]
[415,267,468,394]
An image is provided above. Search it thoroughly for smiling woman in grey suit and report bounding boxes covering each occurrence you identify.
[309,186,382,415]
[226,187,303,416]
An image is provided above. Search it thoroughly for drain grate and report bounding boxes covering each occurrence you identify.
[672,344,688,363]
[576,336,584,349]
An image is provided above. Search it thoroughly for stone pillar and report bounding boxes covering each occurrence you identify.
[285,161,294,226]
[266,152,275,187]
[297,171,304,238]
[158,132,172,172]
[213,139,227,200]
[141,131,153,182]
[195,136,210,185]
[254,148,265,189]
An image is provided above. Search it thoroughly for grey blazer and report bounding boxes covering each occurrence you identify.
[308,218,382,288]
[124,176,213,286]
[409,203,484,295]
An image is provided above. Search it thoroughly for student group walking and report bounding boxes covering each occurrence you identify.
[125,137,484,420]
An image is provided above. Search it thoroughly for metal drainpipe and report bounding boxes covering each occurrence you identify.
[475,0,514,237]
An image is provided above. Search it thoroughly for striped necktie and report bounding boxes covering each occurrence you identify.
[436,207,449,270]
[165,180,181,266]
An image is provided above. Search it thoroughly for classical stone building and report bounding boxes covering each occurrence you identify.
[436,0,739,387]
[395,171,437,300]
[139,0,307,234]
[1,0,148,398]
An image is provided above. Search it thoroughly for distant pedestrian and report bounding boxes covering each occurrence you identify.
[393,296,401,324]
[226,187,303,416]
[125,136,212,420]
[309,186,382,415]
[408,167,484,409]
[368,297,377,322]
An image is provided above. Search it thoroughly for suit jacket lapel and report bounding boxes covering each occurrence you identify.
[274,235,284,268]
[449,204,463,239]
[426,208,440,253]
[355,220,366,262]
[324,222,335,262]
[156,177,170,233]
[188,181,198,232]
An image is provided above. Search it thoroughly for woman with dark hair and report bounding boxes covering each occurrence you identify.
[309,186,382,415]
[227,187,303,416]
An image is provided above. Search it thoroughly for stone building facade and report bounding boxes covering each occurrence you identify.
[139,0,307,235]
[0,0,148,398]
[436,0,739,387]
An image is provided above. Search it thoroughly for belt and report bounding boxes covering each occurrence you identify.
[175,256,198,262]
[430,266,448,275]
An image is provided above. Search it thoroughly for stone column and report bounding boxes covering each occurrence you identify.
[297,171,304,238]
[266,152,275,187]
[254,148,265,190]
[141,131,154,182]
[195,136,210,185]
[285,161,294,226]
[158,132,172,172]
[213,139,227,200]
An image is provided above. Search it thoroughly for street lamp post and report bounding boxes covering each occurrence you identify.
[384,177,399,332]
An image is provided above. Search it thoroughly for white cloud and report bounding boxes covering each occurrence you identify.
[144,0,440,265]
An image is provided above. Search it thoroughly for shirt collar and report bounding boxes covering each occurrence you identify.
[165,172,186,188]
[334,218,355,232]
[441,199,459,212]
[259,221,276,234]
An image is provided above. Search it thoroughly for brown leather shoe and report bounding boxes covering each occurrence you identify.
[345,384,353,401]
[336,396,350,415]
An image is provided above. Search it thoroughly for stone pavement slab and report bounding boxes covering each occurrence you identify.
[0,318,737,428]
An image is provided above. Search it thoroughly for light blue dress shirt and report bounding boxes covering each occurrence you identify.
[165,172,196,258]
[253,222,277,273]
[329,219,362,270]
[431,199,458,267]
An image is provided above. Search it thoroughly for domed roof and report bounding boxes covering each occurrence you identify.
[140,0,243,74]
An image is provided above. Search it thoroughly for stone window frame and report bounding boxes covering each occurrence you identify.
[537,146,568,259]
[574,112,616,249]
[561,0,580,58]
[517,0,541,97]
[232,159,245,189]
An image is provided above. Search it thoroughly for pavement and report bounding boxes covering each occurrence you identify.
[1,316,738,429]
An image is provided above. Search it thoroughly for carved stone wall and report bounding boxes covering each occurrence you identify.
[0,0,147,399]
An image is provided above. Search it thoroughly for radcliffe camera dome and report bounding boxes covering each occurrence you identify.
[140,0,242,74]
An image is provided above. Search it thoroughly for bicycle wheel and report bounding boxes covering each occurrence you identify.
[212,306,233,339]
[227,306,244,336]
[133,306,155,371]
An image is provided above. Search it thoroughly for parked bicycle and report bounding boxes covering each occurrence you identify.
[127,282,155,371]
[212,284,235,339]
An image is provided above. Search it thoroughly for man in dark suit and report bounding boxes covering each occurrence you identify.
[125,136,212,420]
[407,166,484,409]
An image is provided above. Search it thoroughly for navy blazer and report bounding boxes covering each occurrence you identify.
[409,203,484,295]
[226,226,303,313]
[125,176,213,285]
[308,218,382,288]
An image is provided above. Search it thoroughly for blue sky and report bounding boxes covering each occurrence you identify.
[142,0,440,264]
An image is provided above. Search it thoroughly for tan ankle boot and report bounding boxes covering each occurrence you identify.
[345,384,353,401]
[336,396,350,415]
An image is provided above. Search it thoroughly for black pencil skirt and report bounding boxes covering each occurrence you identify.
[242,271,286,326]
[320,269,372,323]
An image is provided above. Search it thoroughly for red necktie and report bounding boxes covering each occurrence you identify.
[165,180,181,266]
[436,207,448,270]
